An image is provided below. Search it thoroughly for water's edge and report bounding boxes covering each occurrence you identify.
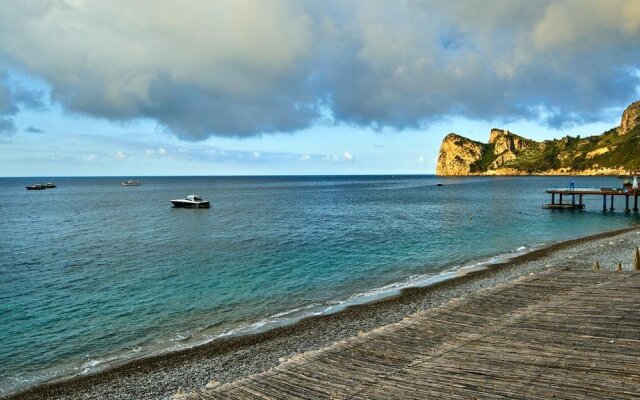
[4,224,636,399]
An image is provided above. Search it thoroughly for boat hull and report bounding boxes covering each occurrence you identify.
[170,200,210,209]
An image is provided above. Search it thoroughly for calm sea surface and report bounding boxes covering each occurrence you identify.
[0,175,638,394]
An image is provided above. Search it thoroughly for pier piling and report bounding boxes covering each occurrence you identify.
[610,194,615,211]
[625,195,630,212]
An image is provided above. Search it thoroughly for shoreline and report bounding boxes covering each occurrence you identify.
[4,225,639,400]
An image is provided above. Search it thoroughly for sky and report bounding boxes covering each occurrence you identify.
[0,0,639,177]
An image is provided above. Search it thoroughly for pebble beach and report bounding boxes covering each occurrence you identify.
[5,226,640,400]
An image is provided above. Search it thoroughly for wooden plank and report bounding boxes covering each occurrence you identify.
[190,270,640,400]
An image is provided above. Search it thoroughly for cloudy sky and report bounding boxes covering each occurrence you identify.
[0,0,639,176]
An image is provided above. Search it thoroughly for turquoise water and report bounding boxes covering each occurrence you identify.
[0,175,637,394]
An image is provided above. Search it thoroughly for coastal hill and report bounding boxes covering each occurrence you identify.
[436,100,640,176]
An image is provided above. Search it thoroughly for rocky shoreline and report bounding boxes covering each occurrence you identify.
[4,226,640,400]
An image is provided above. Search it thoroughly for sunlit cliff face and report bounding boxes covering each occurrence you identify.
[437,100,640,176]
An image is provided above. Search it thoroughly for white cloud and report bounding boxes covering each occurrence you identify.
[114,151,126,160]
[83,154,96,162]
[146,147,167,155]
[301,153,311,161]
[343,152,354,162]
[418,155,425,163]
[252,151,261,159]
[0,1,638,137]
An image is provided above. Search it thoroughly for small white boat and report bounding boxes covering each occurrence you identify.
[170,194,210,208]
[121,180,141,186]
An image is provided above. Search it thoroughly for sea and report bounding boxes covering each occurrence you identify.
[0,175,638,395]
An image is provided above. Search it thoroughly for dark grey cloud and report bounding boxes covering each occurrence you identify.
[0,69,46,135]
[0,74,18,114]
[13,86,46,110]
[25,126,44,133]
[0,0,638,139]
[0,72,17,135]
[142,74,318,139]
[0,118,16,134]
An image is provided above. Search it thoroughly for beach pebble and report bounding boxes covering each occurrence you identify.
[172,387,188,399]
[205,379,220,389]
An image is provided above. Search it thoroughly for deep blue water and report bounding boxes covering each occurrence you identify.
[0,175,638,394]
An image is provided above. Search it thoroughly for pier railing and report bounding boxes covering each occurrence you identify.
[545,187,602,193]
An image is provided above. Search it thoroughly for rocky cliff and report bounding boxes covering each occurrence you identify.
[620,101,640,135]
[435,134,485,176]
[436,100,640,176]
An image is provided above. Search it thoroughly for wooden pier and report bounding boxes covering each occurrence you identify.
[187,268,640,400]
[545,188,640,212]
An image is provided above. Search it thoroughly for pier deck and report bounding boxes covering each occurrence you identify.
[188,268,640,399]
[545,188,640,212]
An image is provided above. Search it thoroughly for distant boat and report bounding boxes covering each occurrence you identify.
[42,182,56,188]
[26,184,45,190]
[121,180,141,186]
[170,194,210,209]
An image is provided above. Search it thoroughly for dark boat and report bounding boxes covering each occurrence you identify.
[42,182,56,188]
[170,194,210,209]
[26,184,45,190]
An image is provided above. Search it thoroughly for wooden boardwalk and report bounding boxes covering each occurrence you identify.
[186,269,640,399]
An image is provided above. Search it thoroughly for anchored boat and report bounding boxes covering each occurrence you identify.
[121,180,141,186]
[170,194,210,209]
[26,184,46,190]
[26,182,56,190]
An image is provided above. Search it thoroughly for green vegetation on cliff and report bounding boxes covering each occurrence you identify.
[469,144,496,172]
[469,125,640,174]
[590,125,640,169]
[437,101,640,176]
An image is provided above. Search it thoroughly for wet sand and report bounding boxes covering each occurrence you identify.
[4,226,640,400]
